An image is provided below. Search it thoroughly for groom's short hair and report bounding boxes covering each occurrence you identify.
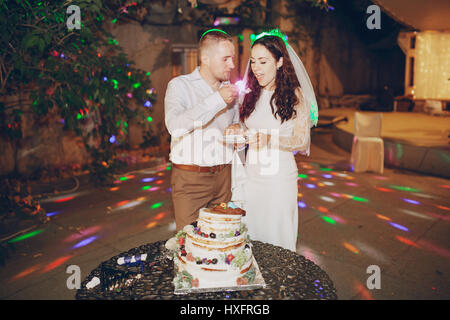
[199,30,232,62]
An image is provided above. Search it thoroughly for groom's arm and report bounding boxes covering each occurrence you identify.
[165,79,227,138]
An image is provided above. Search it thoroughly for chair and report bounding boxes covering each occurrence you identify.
[350,112,384,173]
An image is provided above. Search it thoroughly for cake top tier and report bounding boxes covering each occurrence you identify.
[207,202,246,216]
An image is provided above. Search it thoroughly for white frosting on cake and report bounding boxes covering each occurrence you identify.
[173,206,256,289]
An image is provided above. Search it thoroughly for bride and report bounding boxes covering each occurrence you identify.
[226,30,318,252]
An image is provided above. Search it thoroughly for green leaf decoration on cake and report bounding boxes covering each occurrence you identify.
[232,249,247,269]
[226,230,235,238]
[243,266,256,284]
[174,270,194,289]
[176,229,186,239]
[240,223,247,234]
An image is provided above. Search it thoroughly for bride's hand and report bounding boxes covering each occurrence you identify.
[224,123,245,136]
[248,132,270,149]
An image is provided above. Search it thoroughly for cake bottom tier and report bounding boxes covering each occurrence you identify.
[173,254,256,290]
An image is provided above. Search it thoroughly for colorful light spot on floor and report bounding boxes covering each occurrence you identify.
[389,222,409,232]
[376,214,391,221]
[146,221,157,229]
[328,214,346,224]
[400,209,433,220]
[154,212,166,220]
[346,182,358,187]
[298,201,307,208]
[166,166,172,171]
[64,226,101,242]
[321,216,336,224]
[373,175,388,180]
[354,280,374,300]
[416,239,450,258]
[309,177,318,181]
[352,196,369,202]
[320,168,333,172]
[322,174,333,179]
[8,229,45,243]
[149,187,160,192]
[396,235,421,248]
[305,184,316,189]
[46,211,62,217]
[297,193,303,198]
[142,177,155,183]
[376,187,393,192]
[298,174,308,179]
[156,180,164,185]
[109,187,119,191]
[119,176,128,181]
[320,196,335,203]
[54,196,75,203]
[403,198,420,205]
[116,200,130,207]
[142,186,152,191]
[322,181,334,186]
[157,172,164,176]
[10,265,41,282]
[436,205,450,211]
[329,192,341,198]
[343,242,359,254]
[389,185,420,192]
[72,236,98,249]
[151,202,163,209]
[41,255,72,273]
[318,206,328,213]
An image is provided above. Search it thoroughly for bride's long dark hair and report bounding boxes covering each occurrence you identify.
[240,35,301,124]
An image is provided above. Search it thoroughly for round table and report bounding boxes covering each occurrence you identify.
[75,240,338,300]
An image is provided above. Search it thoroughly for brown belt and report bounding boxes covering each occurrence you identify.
[173,163,230,173]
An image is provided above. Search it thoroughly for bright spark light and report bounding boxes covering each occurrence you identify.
[8,229,45,243]
[320,196,335,203]
[72,236,98,249]
[400,209,434,220]
[388,222,409,232]
[396,235,421,248]
[41,255,72,273]
[64,225,101,242]
[151,202,163,209]
[403,198,420,205]
[298,201,307,208]
[46,211,62,217]
[343,242,359,254]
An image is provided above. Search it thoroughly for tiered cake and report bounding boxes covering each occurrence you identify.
[172,202,257,290]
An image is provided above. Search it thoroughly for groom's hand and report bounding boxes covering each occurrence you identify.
[219,85,239,104]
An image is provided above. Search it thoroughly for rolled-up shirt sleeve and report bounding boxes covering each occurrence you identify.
[164,79,227,138]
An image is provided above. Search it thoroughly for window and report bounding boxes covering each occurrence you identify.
[171,45,198,77]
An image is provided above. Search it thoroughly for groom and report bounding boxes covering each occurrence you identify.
[165,29,240,231]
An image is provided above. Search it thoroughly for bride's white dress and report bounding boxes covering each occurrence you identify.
[239,89,310,252]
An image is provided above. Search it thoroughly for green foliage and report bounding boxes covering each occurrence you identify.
[232,249,247,269]
[0,0,157,186]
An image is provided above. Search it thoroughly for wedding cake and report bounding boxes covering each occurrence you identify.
[170,202,259,290]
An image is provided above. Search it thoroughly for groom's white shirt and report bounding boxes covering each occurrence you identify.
[165,67,239,166]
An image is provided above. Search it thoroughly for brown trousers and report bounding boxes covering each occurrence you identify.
[170,165,232,231]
